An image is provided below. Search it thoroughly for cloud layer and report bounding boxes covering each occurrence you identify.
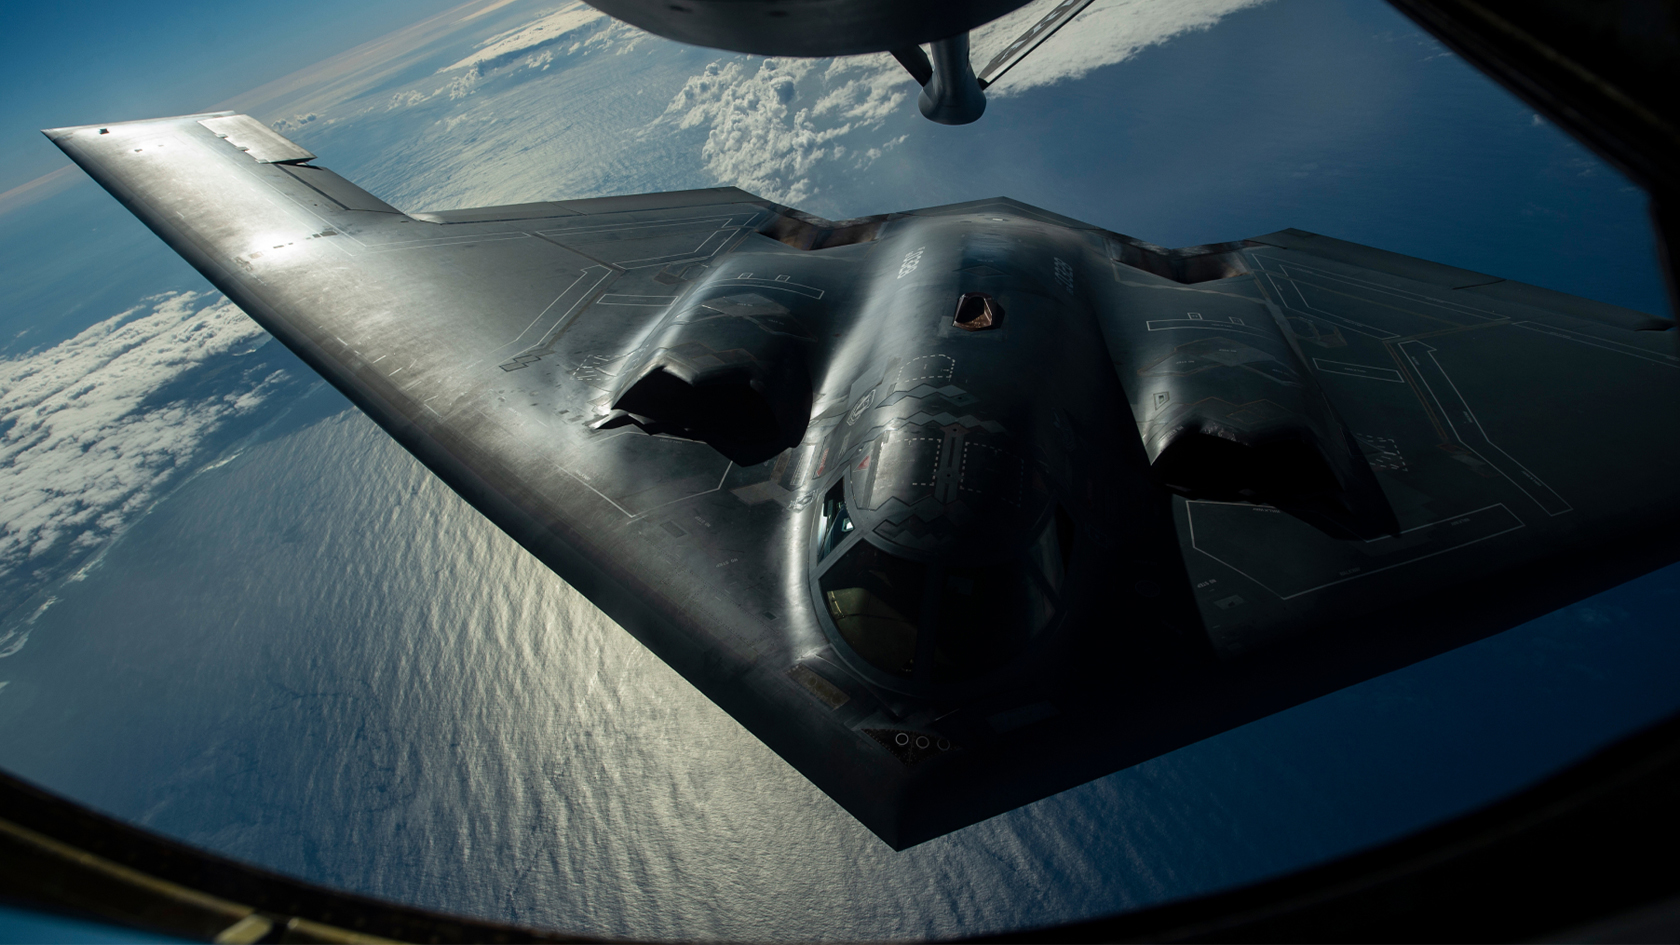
[973,0,1270,94]
[253,0,1272,216]
[0,293,288,630]
[652,0,1271,205]
[438,4,611,75]
[655,57,909,205]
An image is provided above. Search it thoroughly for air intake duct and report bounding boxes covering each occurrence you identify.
[610,291,815,466]
[1121,304,1397,540]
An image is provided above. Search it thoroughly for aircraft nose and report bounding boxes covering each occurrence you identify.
[846,421,1038,556]
[812,474,1071,688]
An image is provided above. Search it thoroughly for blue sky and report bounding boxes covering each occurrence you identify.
[0,0,464,194]
[4,0,1671,324]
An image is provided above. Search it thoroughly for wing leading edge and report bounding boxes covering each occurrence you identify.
[49,112,973,844]
[46,114,1680,848]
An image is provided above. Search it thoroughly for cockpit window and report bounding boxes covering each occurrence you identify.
[934,565,1053,682]
[820,541,926,677]
[817,482,854,561]
[816,494,1073,684]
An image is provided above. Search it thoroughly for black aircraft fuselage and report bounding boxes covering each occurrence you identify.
[604,209,1397,706]
[47,112,1680,846]
[609,213,1179,704]
[804,217,1132,696]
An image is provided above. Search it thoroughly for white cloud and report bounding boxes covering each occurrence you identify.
[654,56,910,205]
[812,55,913,126]
[368,3,635,112]
[972,0,1272,94]
[665,60,831,203]
[271,112,322,135]
[655,0,1268,203]
[387,91,429,111]
[275,0,1270,214]
[0,293,283,604]
[438,2,609,76]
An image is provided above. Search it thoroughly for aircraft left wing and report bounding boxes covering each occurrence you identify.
[44,113,949,841]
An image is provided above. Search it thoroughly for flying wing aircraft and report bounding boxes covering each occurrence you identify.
[45,113,1680,848]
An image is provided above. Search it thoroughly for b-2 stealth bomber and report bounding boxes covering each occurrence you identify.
[46,113,1680,847]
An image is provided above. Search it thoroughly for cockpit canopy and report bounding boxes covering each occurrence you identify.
[813,484,1070,686]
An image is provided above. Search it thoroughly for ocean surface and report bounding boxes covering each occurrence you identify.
[4,390,1677,940]
[0,0,1677,939]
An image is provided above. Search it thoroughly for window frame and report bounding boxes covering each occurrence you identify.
[808,472,1071,694]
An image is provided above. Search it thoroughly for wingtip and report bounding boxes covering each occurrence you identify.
[40,111,241,141]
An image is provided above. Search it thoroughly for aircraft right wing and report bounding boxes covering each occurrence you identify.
[1092,226,1680,661]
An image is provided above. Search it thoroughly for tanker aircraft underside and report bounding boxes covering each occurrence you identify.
[47,114,1680,847]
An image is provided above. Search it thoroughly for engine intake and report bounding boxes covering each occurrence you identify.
[610,290,814,466]
[1127,318,1397,540]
